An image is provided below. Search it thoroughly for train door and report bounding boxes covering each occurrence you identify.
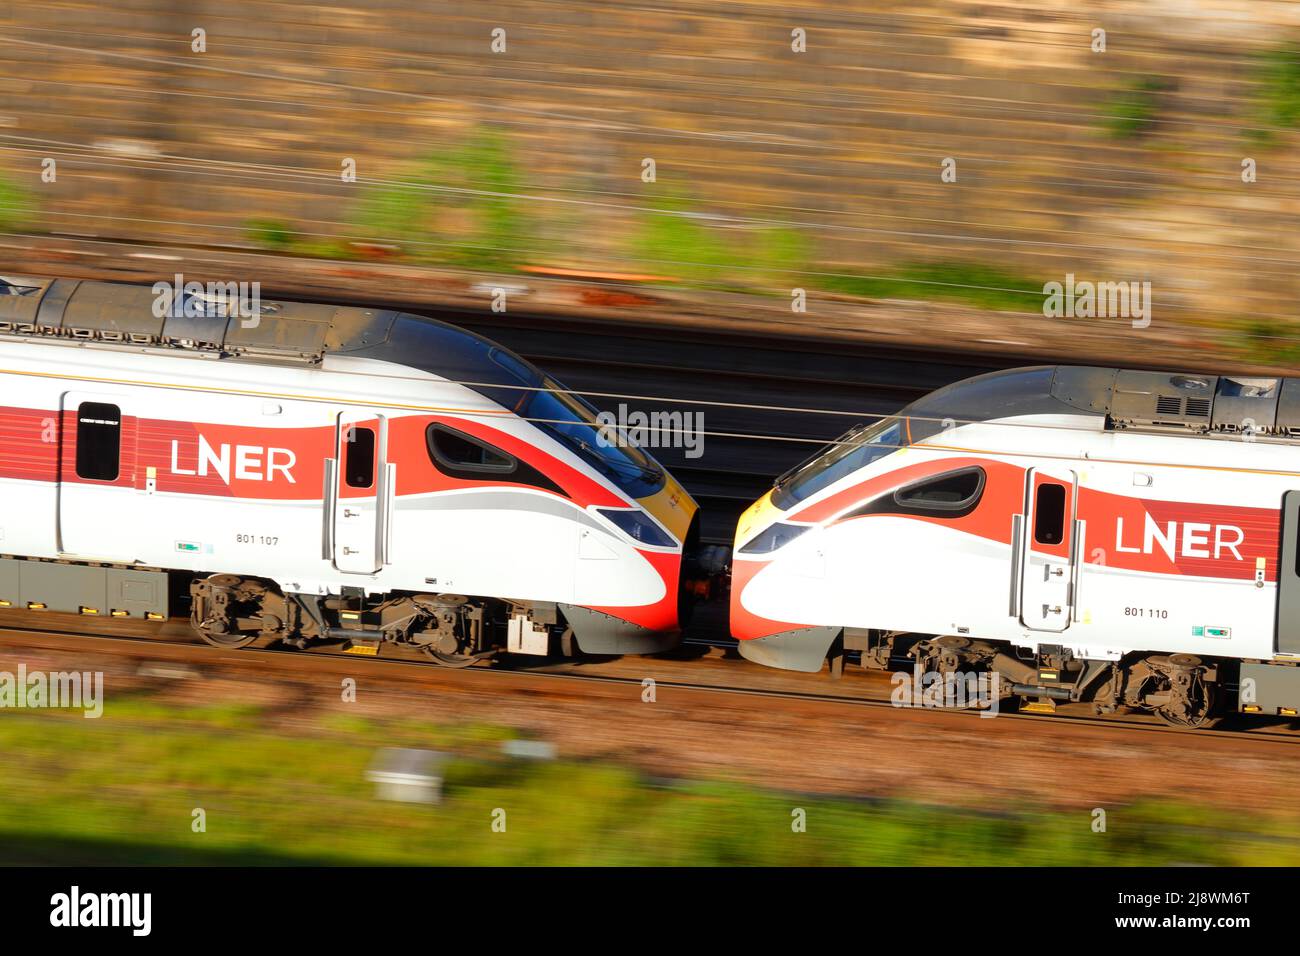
[58,391,138,559]
[1017,467,1078,632]
[1276,491,1300,654]
[330,411,391,575]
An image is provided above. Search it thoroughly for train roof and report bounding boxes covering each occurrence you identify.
[904,364,1300,438]
[0,274,545,399]
[7,276,1300,439]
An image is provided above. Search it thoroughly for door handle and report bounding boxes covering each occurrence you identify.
[1050,567,1065,577]
[1045,605,1063,615]
[344,509,358,518]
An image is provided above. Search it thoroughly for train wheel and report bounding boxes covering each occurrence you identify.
[190,574,262,649]
[1147,654,1217,729]
[1155,683,1216,728]
[1156,700,1215,729]
[195,627,260,650]
[422,647,481,668]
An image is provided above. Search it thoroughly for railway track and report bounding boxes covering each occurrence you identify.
[3,610,1298,751]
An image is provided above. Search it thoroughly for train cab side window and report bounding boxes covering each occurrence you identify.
[427,424,515,475]
[426,423,568,497]
[843,467,985,520]
[75,401,121,481]
[894,468,985,512]
[343,426,376,489]
[1033,483,1067,545]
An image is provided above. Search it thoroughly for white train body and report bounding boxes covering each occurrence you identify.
[0,276,697,655]
[732,367,1300,718]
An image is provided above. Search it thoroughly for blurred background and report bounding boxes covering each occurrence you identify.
[1,1,1300,354]
[4,1,1300,866]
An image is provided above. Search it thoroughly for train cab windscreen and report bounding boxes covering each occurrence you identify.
[453,338,665,498]
[525,377,665,499]
[771,416,906,509]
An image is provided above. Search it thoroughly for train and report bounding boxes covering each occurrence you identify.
[0,274,701,664]
[730,365,1300,726]
[4,270,1299,729]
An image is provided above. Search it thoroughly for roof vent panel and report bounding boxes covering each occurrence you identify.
[1155,396,1182,416]
[1110,370,1217,431]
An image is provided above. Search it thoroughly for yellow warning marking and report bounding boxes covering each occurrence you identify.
[344,643,378,656]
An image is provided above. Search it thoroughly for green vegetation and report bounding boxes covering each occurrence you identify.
[0,173,34,232]
[1239,316,1300,366]
[236,127,536,268]
[1250,43,1300,145]
[817,260,1046,313]
[630,194,734,285]
[250,133,1033,316]
[350,126,532,271]
[1103,75,1173,139]
[244,218,298,252]
[1,694,1296,866]
[628,193,811,290]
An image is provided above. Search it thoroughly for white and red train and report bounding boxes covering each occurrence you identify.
[0,275,699,663]
[731,366,1300,725]
[3,272,1297,727]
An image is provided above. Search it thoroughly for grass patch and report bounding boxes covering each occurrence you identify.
[0,173,34,232]
[630,194,734,285]
[1102,75,1174,139]
[817,261,1046,312]
[244,218,298,252]
[1,695,1297,865]
[350,126,532,271]
[628,193,811,290]
[1238,316,1300,366]
[1250,43,1300,145]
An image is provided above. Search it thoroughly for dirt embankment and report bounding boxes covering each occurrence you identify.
[6,635,1300,821]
